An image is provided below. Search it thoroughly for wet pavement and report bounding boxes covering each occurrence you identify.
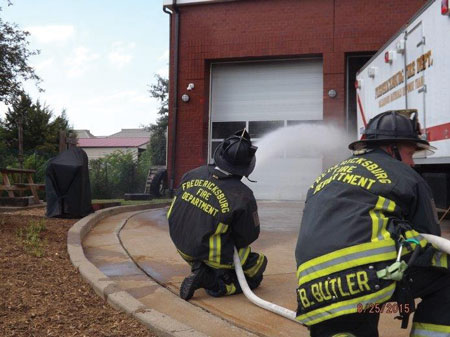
[82,202,450,337]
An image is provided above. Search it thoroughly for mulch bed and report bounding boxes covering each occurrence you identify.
[0,208,156,337]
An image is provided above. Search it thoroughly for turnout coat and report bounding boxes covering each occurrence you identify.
[168,165,260,268]
[295,148,441,326]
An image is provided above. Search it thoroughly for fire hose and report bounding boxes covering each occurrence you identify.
[232,234,450,322]
[420,233,450,254]
[232,247,298,322]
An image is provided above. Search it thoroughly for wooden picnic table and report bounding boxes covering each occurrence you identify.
[0,168,45,204]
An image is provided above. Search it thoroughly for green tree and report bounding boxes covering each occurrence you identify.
[0,120,9,167]
[0,93,73,155]
[0,3,41,104]
[105,151,138,196]
[147,74,168,165]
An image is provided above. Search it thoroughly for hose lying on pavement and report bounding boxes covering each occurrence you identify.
[233,234,450,322]
[233,247,298,322]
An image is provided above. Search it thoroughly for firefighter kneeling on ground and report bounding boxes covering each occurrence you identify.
[295,110,450,337]
[167,129,267,301]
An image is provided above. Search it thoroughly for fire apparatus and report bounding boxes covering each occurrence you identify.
[355,0,450,209]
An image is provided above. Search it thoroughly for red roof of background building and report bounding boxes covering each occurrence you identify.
[77,137,149,148]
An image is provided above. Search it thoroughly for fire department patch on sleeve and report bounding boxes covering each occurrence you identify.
[253,211,260,227]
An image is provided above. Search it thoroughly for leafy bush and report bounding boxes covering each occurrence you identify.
[89,150,152,199]
[137,146,152,185]
[89,158,110,199]
[23,152,50,183]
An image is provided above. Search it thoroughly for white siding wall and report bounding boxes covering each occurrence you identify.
[210,59,324,200]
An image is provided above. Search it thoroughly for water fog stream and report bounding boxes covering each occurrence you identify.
[247,123,354,200]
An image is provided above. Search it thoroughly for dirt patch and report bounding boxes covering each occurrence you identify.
[0,208,156,337]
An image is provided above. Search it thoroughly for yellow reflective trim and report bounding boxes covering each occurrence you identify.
[432,253,438,267]
[244,253,265,278]
[177,249,193,262]
[204,260,234,269]
[209,223,222,263]
[208,234,214,262]
[220,223,229,233]
[217,228,222,262]
[296,283,395,326]
[298,252,396,286]
[208,222,228,264]
[399,230,427,257]
[238,246,251,265]
[204,245,249,270]
[385,199,396,240]
[369,210,381,241]
[387,199,396,212]
[404,230,428,248]
[411,322,450,335]
[297,240,394,277]
[370,196,396,242]
[442,254,448,269]
[167,196,177,219]
[225,283,237,295]
[431,251,449,269]
[296,239,396,280]
[370,196,385,241]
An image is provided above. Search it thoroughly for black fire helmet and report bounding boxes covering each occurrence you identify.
[213,129,258,177]
[348,110,435,153]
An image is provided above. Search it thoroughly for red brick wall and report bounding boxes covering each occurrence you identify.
[167,0,426,187]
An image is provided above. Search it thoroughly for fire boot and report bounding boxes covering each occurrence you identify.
[206,270,244,297]
[179,262,217,301]
[247,254,268,290]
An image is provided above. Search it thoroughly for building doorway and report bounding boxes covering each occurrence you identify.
[346,54,375,138]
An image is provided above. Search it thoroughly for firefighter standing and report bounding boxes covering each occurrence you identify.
[168,129,267,301]
[295,111,450,337]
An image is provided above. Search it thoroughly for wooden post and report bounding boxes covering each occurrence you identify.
[1,171,15,198]
[59,130,66,153]
[17,117,24,194]
[18,119,24,170]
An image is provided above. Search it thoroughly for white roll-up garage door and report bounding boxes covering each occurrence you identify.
[210,59,323,200]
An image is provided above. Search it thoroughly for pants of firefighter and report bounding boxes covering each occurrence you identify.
[309,266,450,337]
[182,251,267,297]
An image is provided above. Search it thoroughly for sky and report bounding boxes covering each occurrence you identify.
[0,0,169,136]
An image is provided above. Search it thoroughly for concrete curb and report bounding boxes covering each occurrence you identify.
[67,203,207,337]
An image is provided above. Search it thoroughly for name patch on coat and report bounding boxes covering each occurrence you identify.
[297,266,384,313]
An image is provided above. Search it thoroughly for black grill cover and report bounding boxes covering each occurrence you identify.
[45,148,93,218]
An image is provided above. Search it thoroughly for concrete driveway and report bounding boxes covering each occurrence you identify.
[81,201,450,336]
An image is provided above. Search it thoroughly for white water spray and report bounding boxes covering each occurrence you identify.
[254,123,353,167]
[248,123,353,200]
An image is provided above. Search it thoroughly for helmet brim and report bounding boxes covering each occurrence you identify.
[213,142,256,177]
[414,141,437,156]
[348,138,436,154]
